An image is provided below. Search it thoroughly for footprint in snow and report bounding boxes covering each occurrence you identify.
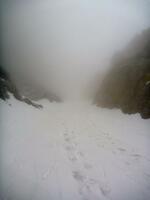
[65,137,71,142]
[69,155,78,162]
[118,148,126,152]
[65,145,74,151]
[77,151,84,158]
[131,154,142,160]
[84,163,92,170]
[73,171,111,199]
[88,178,111,197]
[131,153,141,157]
[64,133,68,137]
[73,170,85,182]
[99,183,111,197]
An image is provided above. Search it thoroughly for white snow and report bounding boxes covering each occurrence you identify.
[0,96,150,200]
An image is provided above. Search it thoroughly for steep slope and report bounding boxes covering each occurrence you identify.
[95,28,150,119]
[0,66,43,108]
[0,66,61,108]
[0,97,150,200]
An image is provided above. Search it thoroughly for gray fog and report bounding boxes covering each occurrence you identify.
[1,0,150,99]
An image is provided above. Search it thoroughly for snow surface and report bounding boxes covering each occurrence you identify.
[0,97,150,200]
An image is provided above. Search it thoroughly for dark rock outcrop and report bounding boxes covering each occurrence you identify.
[0,66,43,108]
[95,28,150,119]
[16,80,62,103]
[20,86,62,103]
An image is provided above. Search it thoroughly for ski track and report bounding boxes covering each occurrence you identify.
[0,98,150,200]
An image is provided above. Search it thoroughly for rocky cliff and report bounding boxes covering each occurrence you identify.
[95,28,150,119]
[0,66,43,108]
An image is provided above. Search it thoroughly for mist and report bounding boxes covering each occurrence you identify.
[1,0,150,99]
[1,1,150,199]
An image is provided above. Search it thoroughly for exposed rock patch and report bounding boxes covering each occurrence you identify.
[95,28,150,119]
[0,66,43,108]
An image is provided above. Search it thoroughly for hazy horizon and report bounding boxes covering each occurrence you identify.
[1,0,150,99]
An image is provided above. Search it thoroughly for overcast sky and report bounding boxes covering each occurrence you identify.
[1,0,150,99]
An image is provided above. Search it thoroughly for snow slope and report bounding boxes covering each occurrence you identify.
[0,97,150,200]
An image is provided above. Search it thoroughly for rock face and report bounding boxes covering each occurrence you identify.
[0,66,43,108]
[95,28,150,119]
[19,84,62,103]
